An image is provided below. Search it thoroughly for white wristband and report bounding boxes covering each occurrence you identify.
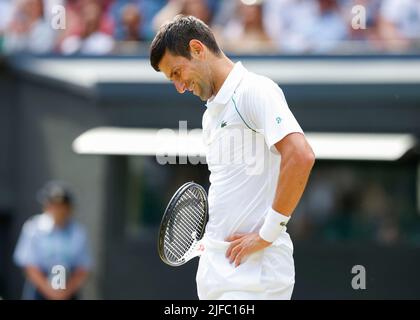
[259,207,290,243]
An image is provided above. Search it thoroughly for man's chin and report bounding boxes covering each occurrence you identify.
[196,92,211,101]
[192,88,210,101]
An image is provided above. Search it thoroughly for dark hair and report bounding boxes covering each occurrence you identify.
[37,181,74,206]
[150,15,222,71]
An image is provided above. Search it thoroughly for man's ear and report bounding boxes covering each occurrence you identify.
[189,39,205,59]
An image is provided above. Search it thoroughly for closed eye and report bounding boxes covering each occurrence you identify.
[170,69,181,81]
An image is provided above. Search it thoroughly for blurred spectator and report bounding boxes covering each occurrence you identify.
[211,0,235,27]
[305,170,336,227]
[264,0,348,53]
[378,0,420,51]
[60,1,114,55]
[288,162,412,245]
[213,0,277,54]
[181,0,213,25]
[0,1,13,30]
[341,0,381,42]
[0,0,13,52]
[110,0,166,42]
[359,182,400,244]
[303,0,349,53]
[287,168,337,241]
[36,0,65,24]
[119,3,143,41]
[153,0,214,32]
[62,0,114,39]
[14,181,92,300]
[3,0,56,54]
[264,0,318,53]
[2,0,420,56]
[140,0,168,40]
[111,2,147,54]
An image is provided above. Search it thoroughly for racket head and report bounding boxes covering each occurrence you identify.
[158,181,208,266]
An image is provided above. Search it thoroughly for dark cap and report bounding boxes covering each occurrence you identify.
[36,181,74,206]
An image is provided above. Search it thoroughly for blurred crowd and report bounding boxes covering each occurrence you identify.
[0,0,420,55]
[288,163,420,245]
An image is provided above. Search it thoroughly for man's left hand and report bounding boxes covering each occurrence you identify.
[225,233,271,267]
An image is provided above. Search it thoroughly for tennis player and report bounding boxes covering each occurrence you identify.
[150,15,315,300]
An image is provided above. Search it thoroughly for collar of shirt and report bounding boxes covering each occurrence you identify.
[38,212,74,234]
[205,61,247,111]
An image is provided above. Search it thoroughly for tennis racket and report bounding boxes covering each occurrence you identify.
[158,181,208,267]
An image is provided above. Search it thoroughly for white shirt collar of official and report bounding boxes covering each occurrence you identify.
[37,212,73,233]
[38,212,55,233]
[206,61,247,109]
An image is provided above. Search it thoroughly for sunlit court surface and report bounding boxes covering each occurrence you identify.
[0,0,420,310]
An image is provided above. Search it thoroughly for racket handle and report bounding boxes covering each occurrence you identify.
[185,240,205,262]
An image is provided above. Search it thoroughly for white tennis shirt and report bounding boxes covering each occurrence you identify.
[202,61,303,241]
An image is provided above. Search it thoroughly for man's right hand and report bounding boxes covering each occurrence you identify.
[44,287,69,300]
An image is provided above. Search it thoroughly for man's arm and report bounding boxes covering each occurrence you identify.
[25,266,89,300]
[25,265,64,300]
[226,133,315,266]
[271,132,315,215]
[64,268,89,298]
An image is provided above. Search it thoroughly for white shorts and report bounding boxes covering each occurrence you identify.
[196,232,295,300]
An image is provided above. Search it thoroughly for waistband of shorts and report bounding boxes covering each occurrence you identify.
[202,236,230,251]
[202,231,292,251]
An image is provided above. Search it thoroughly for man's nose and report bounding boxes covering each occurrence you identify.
[174,80,186,94]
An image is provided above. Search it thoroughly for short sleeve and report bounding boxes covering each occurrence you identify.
[73,226,93,271]
[243,76,304,154]
[13,219,40,267]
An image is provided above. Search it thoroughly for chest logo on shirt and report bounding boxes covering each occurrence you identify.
[220,120,227,128]
[276,117,282,124]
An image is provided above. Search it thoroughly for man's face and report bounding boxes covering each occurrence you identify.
[158,49,213,101]
[45,202,72,226]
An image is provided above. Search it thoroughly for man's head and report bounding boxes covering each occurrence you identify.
[150,15,222,101]
[81,1,103,38]
[37,181,74,227]
[121,3,142,40]
[20,0,44,22]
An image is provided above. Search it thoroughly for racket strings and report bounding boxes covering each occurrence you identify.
[165,204,200,259]
[183,188,206,237]
[163,186,207,263]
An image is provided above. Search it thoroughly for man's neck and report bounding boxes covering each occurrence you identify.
[211,56,235,97]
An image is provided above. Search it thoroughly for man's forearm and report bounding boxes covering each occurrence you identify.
[272,135,315,216]
[25,266,54,298]
[65,268,89,297]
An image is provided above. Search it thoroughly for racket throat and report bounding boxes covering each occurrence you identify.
[183,240,205,262]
